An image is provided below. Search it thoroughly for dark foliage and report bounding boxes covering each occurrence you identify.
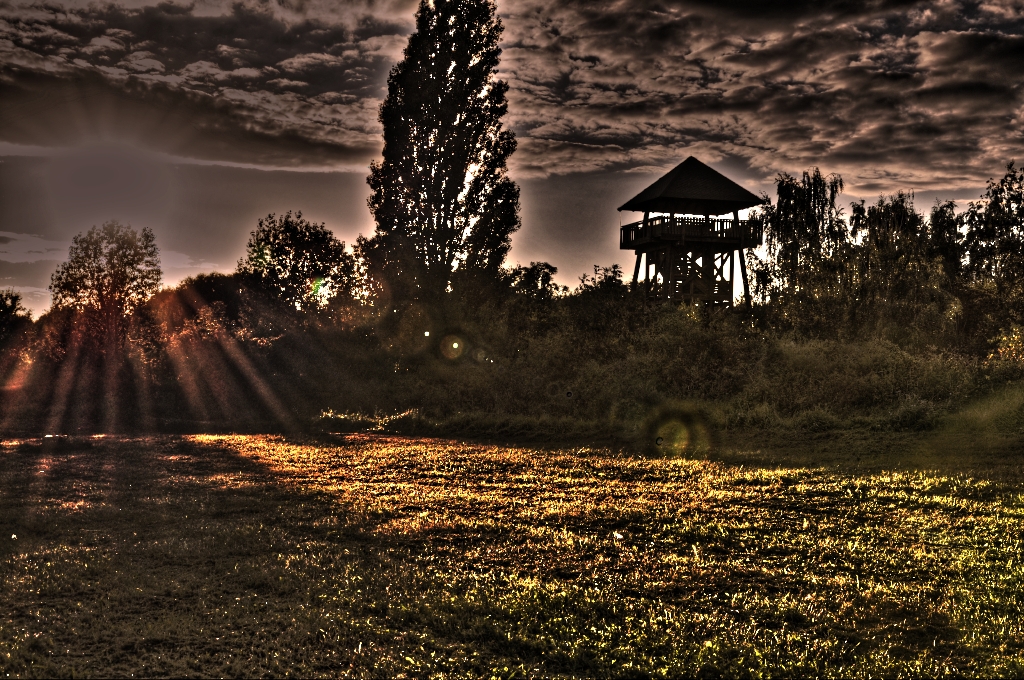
[237,211,356,313]
[847,191,957,341]
[759,168,848,293]
[752,169,853,336]
[0,289,31,346]
[509,262,563,302]
[48,221,161,351]
[928,199,964,283]
[363,0,519,303]
[964,162,1024,287]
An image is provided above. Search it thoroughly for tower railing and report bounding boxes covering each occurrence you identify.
[620,215,763,250]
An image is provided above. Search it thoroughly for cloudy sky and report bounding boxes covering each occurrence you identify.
[1,0,1023,313]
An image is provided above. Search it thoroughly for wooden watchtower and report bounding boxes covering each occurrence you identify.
[618,157,763,305]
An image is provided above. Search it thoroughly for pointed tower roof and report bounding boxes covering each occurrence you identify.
[618,156,762,215]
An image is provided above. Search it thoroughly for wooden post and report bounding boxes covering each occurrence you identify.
[656,248,663,298]
[632,252,642,285]
[701,247,711,303]
[735,209,752,308]
[739,250,752,307]
[679,213,688,303]
[647,251,655,296]
[660,244,669,299]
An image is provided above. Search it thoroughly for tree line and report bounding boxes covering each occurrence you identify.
[0,0,1022,435]
[752,162,1024,353]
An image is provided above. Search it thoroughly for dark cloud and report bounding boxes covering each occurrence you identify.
[673,0,929,23]
[0,69,380,167]
[498,0,1024,195]
[0,1,407,167]
[0,258,59,288]
[3,0,1023,193]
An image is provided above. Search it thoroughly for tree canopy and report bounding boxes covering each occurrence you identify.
[237,211,355,312]
[0,288,30,344]
[364,0,520,302]
[50,221,162,323]
[964,161,1024,287]
[760,168,847,294]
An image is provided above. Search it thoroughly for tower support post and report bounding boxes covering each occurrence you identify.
[734,209,752,308]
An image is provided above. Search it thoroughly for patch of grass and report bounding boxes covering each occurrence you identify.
[1,433,1023,677]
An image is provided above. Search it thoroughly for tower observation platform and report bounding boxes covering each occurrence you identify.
[618,156,763,305]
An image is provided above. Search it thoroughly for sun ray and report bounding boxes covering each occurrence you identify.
[0,347,41,432]
[101,339,120,434]
[163,338,213,425]
[44,333,85,435]
[175,289,295,430]
[124,346,156,433]
[213,331,295,431]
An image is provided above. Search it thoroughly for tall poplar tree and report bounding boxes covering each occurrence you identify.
[364,0,520,302]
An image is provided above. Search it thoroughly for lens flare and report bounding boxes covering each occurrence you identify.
[644,402,713,456]
[441,335,464,360]
[653,419,692,453]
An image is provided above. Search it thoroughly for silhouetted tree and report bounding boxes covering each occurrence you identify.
[752,169,854,335]
[576,264,628,295]
[510,262,563,301]
[238,212,355,312]
[845,192,966,345]
[34,222,163,431]
[0,289,32,423]
[851,191,927,294]
[927,199,964,283]
[0,289,30,345]
[49,220,161,345]
[364,0,520,302]
[761,168,848,293]
[964,162,1024,287]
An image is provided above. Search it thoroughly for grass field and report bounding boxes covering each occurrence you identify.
[1,429,1023,678]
